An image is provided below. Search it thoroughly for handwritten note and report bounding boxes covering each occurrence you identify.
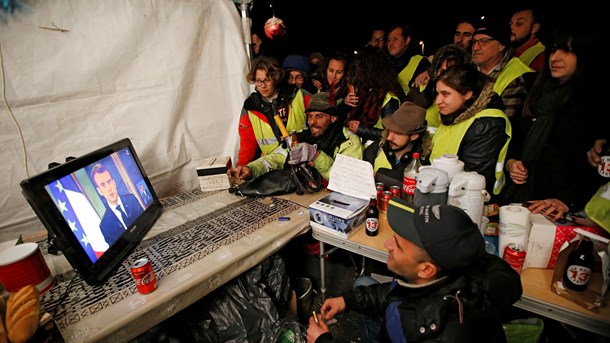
[327,154,376,200]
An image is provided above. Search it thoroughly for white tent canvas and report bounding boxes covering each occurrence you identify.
[0,0,250,240]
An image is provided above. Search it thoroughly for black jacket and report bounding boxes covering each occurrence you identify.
[316,253,522,343]
[440,83,507,200]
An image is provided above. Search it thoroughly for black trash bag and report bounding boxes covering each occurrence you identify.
[180,253,294,342]
[232,163,323,197]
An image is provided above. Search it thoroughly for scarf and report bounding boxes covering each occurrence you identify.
[348,88,386,126]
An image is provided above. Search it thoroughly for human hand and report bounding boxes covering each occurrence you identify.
[312,79,322,91]
[345,90,359,107]
[306,314,329,343]
[289,143,318,165]
[507,159,528,184]
[526,199,569,222]
[346,120,360,133]
[587,139,606,167]
[319,297,346,321]
[228,166,252,181]
[414,70,430,88]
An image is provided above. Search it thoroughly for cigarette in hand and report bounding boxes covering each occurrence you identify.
[313,311,319,324]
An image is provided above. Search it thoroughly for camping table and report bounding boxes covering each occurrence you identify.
[311,211,610,338]
[32,189,320,343]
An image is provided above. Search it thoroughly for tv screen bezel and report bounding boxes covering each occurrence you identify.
[19,138,163,286]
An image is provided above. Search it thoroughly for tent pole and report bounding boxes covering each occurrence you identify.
[238,0,254,65]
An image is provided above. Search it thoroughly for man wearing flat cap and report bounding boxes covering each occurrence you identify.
[471,17,534,119]
[363,101,431,189]
[230,91,362,183]
[307,198,522,343]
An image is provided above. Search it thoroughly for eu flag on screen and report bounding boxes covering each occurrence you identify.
[47,175,109,263]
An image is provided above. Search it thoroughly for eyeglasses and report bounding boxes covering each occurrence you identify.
[472,38,496,47]
[255,78,272,86]
[288,75,304,81]
[370,37,385,42]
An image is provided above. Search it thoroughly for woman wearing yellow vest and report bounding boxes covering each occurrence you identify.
[237,56,311,166]
[431,63,511,200]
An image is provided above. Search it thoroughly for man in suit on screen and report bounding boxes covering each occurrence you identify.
[91,163,143,245]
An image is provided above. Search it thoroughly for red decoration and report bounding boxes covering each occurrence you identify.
[264,16,286,40]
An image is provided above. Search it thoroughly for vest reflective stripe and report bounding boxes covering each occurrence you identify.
[493,57,534,95]
[585,182,610,234]
[431,108,511,194]
[248,91,308,156]
[373,93,402,129]
[518,42,545,66]
[398,55,425,94]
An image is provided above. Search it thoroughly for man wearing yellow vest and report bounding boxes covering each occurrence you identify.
[362,102,430,189]
[509,6,546,72]
[471,18,534,119]
[230,92,362,183]
[386,23,430,96]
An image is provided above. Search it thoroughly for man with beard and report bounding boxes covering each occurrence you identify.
[509,6,545,72]
[363,102,430,189]
[229,91,362,183]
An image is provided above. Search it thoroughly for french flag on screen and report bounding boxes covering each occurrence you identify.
[48,176,109,262]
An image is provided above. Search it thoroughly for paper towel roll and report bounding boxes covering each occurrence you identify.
[498,205,531,257]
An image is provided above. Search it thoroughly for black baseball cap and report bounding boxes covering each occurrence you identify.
[387,197,485,273]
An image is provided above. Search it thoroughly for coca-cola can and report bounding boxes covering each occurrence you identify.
[131,258,158,294]
[502,243,526,274]
[379,191,392,212]
[389,185,401,198]
[375,182,385,200]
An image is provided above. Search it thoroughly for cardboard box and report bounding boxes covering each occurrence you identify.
[525,214,610,269]
[309,155,377,239]
[196,156,232,192]
[309,192,369,239]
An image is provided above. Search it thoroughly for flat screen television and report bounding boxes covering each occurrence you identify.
[20,138,163,286]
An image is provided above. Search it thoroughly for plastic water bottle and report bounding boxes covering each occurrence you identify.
[402,152,421,204]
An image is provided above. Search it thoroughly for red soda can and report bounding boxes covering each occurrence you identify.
[389,185,401,198]
[131,258,158,294]
[379,191,392,212]
[502,243,526,274]
[375,182,385,200]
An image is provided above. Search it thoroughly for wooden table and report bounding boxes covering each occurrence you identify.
[311,210,610,338]
[30,189,321,343]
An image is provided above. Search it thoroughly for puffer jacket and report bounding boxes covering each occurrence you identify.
[316,253,522,343]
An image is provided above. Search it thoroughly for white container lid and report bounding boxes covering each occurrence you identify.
[431,154,464,182]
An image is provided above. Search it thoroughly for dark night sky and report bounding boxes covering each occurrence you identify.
[245,0,599,61]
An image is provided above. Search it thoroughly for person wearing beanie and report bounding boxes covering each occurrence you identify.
[471,17,534,118]
[307,199,522,342]
[362,101,431,189]
[282,54,316,93]
[230,91,362,183]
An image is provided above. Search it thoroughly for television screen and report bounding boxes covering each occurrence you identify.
[20,138,163,286]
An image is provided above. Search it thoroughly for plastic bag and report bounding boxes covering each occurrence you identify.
[179,254,293,342]
[502,317,544,343]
